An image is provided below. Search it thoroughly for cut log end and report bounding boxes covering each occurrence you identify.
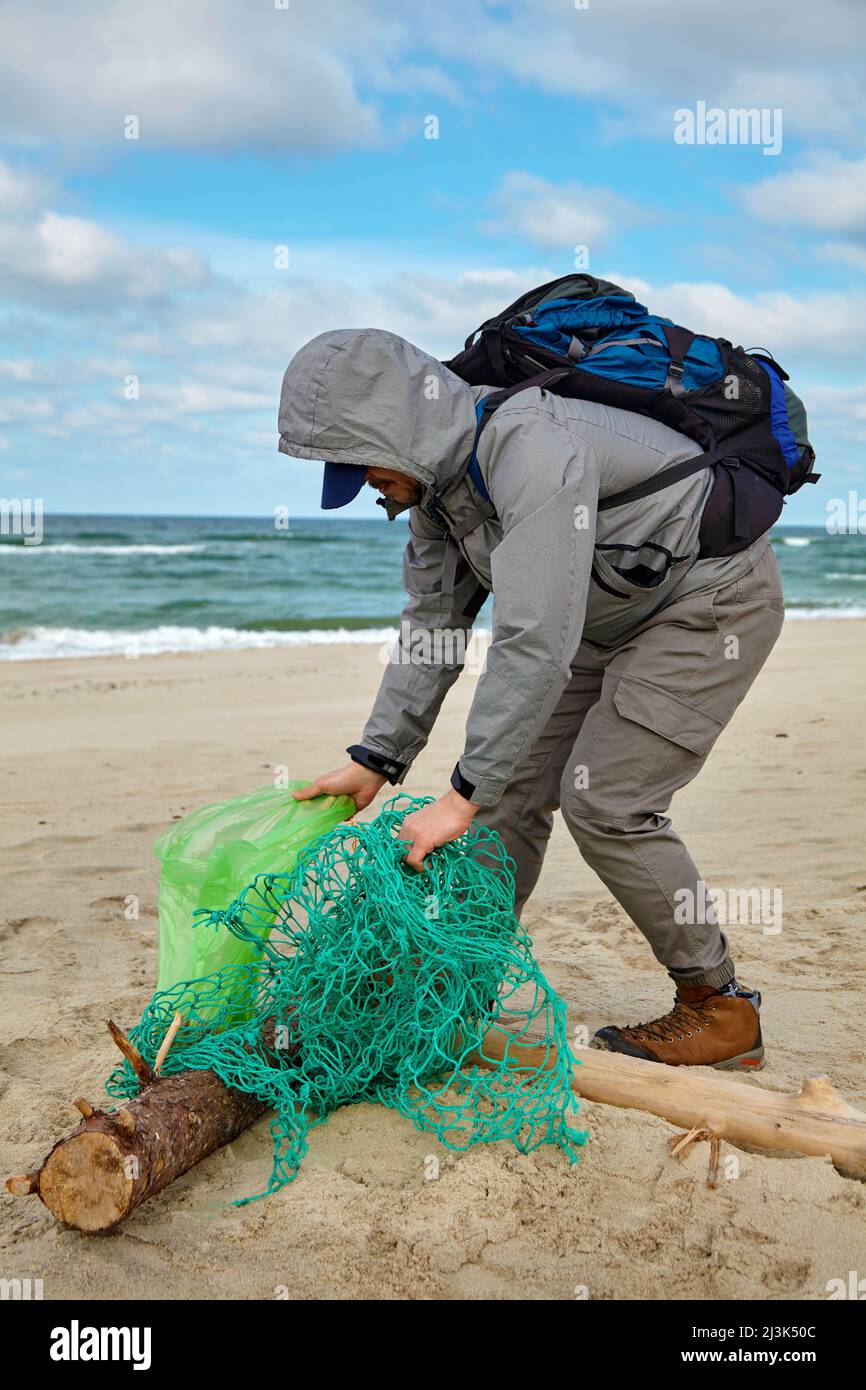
[38,1131,133,1233]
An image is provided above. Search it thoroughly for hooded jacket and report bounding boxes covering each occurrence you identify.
[279,328,768,808]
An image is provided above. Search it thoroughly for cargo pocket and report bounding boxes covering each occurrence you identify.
[593,542,691,598]
[613,675,724,757]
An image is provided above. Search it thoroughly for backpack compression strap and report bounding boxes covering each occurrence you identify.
[598,432,819,515]
[596,448,728,512]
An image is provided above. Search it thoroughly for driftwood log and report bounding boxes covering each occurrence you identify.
[6,1021,267,1232]
[9,1024,866,1231]
[475,1032,866,1184]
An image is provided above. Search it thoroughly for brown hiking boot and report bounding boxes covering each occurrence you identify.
[591,983,764,1069]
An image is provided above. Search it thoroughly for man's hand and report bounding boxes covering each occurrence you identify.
[292,762,386,812]
[397,789,479,871]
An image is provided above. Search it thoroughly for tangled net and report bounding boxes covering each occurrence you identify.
[107,796,586,1201]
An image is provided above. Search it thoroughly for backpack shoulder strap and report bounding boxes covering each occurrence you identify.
[464,366,573,505]
[466,399,493,501]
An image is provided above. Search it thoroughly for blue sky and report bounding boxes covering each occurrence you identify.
[0,0,864,522]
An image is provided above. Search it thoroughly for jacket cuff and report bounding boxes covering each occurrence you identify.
[450,762,504,808]
[347,744,408,786]
[453,767,508,811]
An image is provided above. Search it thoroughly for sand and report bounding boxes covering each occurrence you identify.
[2,621,866,1301]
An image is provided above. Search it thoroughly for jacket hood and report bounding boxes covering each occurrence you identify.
[278,328,480,500]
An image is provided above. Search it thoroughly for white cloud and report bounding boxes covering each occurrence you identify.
[0,207,213,309]
[421,0,866,143]
[818,241,866,273]
[480,172,648,252]
[0,357,41,382]
[811,380,866,417]
[807,382,866,429]
[1,0,863,158]
[0,396,54,424]
[0,159,53,216]
[738,157,866,234]
[610,272,866,358]
[0,1,387,155]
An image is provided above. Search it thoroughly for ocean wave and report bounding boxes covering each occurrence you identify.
[784,607,866,620]
[0,624,405,661]
[0,543,207,556]
[1,608,862,661]
[823,572,866,582]
[778,536,813,547]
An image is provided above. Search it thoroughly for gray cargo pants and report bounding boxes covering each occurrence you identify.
[475,545,785,987]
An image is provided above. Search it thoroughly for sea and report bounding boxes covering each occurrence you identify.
[1,514,864,661]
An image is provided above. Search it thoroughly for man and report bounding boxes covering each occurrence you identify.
[279,325,792,1069]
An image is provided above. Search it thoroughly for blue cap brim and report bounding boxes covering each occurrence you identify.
[321,461,367,510]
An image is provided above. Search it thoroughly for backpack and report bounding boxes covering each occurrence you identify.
[444,274,819,557]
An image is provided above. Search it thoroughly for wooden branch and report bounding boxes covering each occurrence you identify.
[153,1012,183,1076]
[474,1030,866,1180]
[106,1019,154,1086]
[6,1172,39,1196]
[668,1125,722,1188]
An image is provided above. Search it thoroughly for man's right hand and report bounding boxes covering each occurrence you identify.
[292,762,387,812]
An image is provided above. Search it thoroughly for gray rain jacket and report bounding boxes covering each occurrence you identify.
[278,328,768,808]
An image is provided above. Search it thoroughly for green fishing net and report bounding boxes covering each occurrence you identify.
[107,795,586,1202]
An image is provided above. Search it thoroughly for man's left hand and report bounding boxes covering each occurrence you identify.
[398,789,479,871]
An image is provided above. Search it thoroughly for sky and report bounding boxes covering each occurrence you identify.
[0,0,864,522]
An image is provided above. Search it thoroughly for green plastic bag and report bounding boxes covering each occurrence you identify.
[155,783,354,996]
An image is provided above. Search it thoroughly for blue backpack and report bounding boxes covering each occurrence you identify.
[445,274,818,557]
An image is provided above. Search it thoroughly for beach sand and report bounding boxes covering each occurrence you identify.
[2,620,866,1301]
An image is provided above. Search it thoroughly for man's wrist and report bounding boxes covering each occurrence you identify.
[444,786,480,819]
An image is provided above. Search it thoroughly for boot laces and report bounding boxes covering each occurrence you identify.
[625,995,718,1044]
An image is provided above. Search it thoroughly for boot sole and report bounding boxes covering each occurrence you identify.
[590,1037,766,1070]
[710,1046,765,1072]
